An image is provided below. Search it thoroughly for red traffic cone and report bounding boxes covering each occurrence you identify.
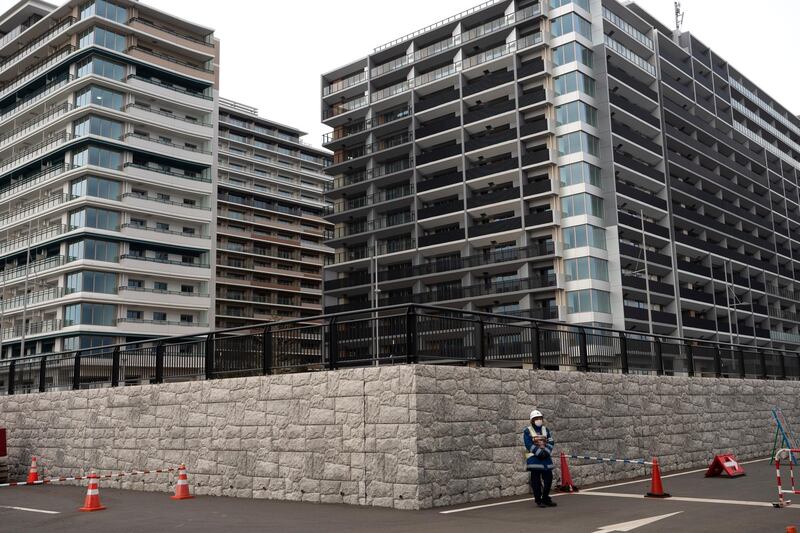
[557,452,579,492]
[171,464,193,500]
[645,457,670,498]
[79,472,106,512]
[26,456,39,483]
[787,527,797,533]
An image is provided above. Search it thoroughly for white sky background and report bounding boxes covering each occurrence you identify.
[6,0,797,149]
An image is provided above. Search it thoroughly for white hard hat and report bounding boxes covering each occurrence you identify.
[530,409,543,419]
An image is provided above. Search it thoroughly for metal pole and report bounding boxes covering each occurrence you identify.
[405,305,417,364]
[531,323,541,369]
[578,327,589,371]
[372,254,380,366]
[619,331,629,374]
[262,324,272,375]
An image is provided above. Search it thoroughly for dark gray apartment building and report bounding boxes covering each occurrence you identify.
[320,0,800,351]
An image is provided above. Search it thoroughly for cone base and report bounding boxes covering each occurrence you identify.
[171,494,193,500]
[79,505,106,512]
[645,492,671,498]
[557,485,579,493]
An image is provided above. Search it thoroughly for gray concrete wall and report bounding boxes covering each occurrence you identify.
[0,365,798,509]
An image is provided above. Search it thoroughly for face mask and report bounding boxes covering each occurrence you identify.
[534,420,543,427]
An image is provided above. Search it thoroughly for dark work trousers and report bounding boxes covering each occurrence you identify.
[529,469,553,503]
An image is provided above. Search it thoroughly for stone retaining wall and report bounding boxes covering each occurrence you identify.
[0,365,797,509]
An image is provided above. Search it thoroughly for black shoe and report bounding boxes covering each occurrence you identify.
[543,499,557,507]
[537,503,547,508]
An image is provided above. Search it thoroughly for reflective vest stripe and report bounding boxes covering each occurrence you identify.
[525,426,549,459]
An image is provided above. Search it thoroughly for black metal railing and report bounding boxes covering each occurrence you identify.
[2,303,799,395]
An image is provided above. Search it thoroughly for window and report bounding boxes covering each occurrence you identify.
[557,131,600,157]
[181,285,194,294]
[69,207,119,230]
[66,270,118,293]
[180,314,193,323]
[67,238,119,261]
[567,289,611,314]
[156,222,170,231]
[70,176,120,199]
[554,71,595,97]
[73,115,123,139]
[157,193,170,201]
[550,13,592,39]
[126,309,143,320]
[75,85,124,110]
[564,256,609,281]
[78,26,126,51]
[552,41,593,67]
[72,145,122,169]
[154,282,168,291]
[62,335,114,351]
[559,162,601,187]
[563,224,607,249]
[129,218,145,228]
[561,193,603,217]
[156,251,169,261]
[80,0,127,23]
[127,279,143,288]
[556,100,598,127]
[153,312,167,321]
[550,0,590,10]
[65,303,117,325]
[75,55,125,80]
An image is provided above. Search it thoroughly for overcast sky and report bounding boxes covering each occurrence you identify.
[5,0,797,149]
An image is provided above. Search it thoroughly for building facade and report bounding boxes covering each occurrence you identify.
[0,0,219,358]
[320,0,800,351]
[215,98,332,329]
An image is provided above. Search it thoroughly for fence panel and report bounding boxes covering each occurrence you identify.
[585,330,621,373]
[416,313,476,363]
[627,337,658,375]
[273,323,325,371]
[163,340,205,381]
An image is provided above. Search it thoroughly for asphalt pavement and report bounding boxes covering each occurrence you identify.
[1,458,798,532]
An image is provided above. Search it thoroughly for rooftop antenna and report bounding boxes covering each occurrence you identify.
[674,1,685,32]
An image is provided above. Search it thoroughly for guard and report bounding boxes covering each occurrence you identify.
[523,409,557,508]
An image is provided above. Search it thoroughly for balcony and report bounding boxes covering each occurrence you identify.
[328,184,414,215]
[332,132,412,165]
[0,192,76,228]
[468,216,522,237]
[463,98,516,125]
[523,179,552,196]
[613,151,664,182]
[324,272,371,291]
[125,104,212,137]
[416,87,459,112]
[615,182,667,210]
[0,224,76,258]
[609,92,660,128]
[126,46,214,82]
[467,186,519,208]
[521,149,550,167]
[611,121,661,154]
[1,319,64,341]
[679,286,714,304]
[123,133,212,165]
[525,210,554,227]
[418,198,463,219]
[518,86,546,108]
[397,274,557,305]
[466,156,518,180]
[126,75,213,107]
[127,17,214,53]
[0,102,74,149]
[0,44,76,101]
[465,128,517,152]
[463,69,514,97]
[682,315,717,331]
[418,227,464,247]
[417,143,462,166]
[519,117,548,138]
[323,96,369,120]
[416,114,461,139]
[417,170,462,192]
[323,71,367,96]
[617,212,670,239]
[518,57,545,79]
[607,63,658,102]
[0,286,73,313]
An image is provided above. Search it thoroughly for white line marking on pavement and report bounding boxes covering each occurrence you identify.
[579,491,797,509]
[439,457,772,514]
[0,505,60,514]
[592,511,682,532]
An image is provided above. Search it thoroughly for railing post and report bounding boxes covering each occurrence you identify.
[758,348,768,379]
[262,325,273,375]
[618,331,629,374]
[111,346,120,387]
[328,317,338,370]
[476,318,486,367]
[72,350,81,390]
[531,323,541,369]
[7,360,15,395]
[713,344,722,378]
[779,351,787,380]
[685,343,694,377]
[578,327,588,371]
[653,338,664,376]
[737,348,746,379]
[205,333,215,380]
[38,355,47,393]
[154,342,164,384]
[405,306,417,364]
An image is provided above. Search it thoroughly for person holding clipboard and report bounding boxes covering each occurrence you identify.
[523,409,557,508]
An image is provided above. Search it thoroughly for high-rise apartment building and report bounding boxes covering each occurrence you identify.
[321,0,800,351]
[0,0,218,358]
[215,98,332,329]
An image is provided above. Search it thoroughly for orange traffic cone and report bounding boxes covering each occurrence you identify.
[645,457,670,498]
[786,527,797,533]
[26,456,39,483]
[557,452,579,492]
[171,464,193,500]
[79,472,106,512]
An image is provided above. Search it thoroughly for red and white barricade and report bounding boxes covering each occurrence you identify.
[774,448,800,508]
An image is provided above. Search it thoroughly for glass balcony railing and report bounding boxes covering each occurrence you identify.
[604,34,655,77]
[323,70,367,96]
[602,7,653,50]
[0,45,76,101]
